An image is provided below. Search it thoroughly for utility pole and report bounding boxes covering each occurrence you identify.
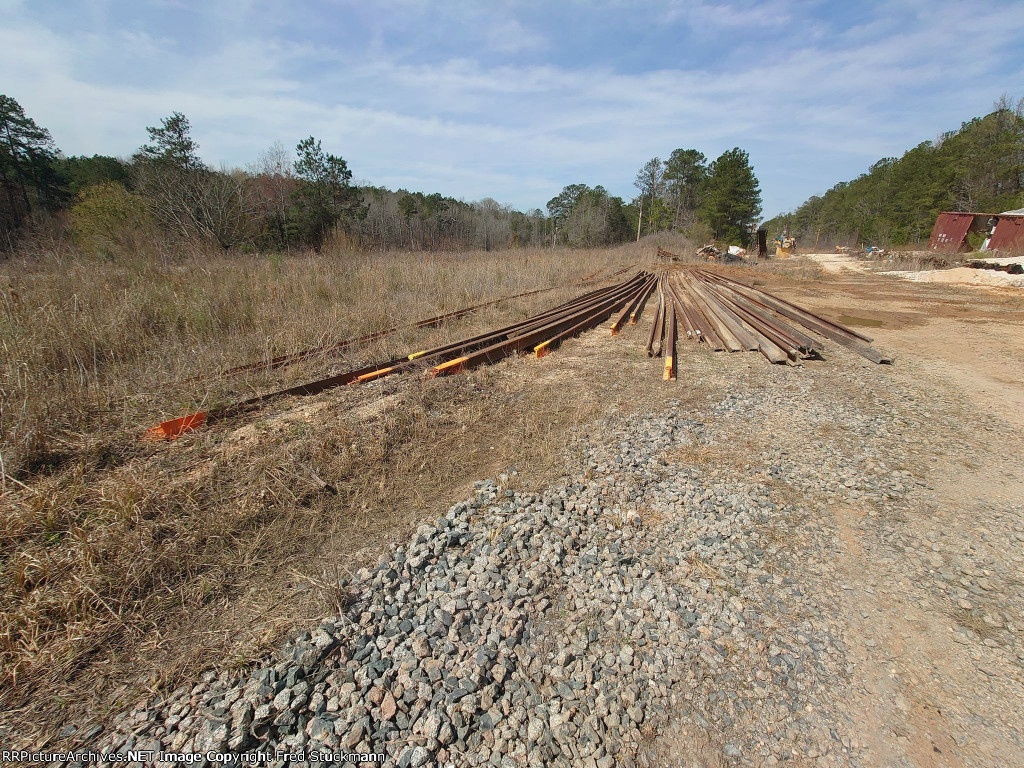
[636,198,643,241]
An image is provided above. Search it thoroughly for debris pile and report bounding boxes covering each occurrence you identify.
[686,244,747,263]
[696,244,723,261]
[968,259,1024,275]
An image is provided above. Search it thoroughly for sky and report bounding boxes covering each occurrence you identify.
[1,0,1023,218]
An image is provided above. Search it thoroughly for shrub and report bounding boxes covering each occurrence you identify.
[71,182,151,257]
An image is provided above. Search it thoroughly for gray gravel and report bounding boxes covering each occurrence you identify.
[73,353,1024,767]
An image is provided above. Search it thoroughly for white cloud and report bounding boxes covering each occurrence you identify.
[665,0,799,27]
[0,0,1022,215]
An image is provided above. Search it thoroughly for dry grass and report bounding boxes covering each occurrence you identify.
[0,236,670,745]
[0,240,637,475]
[867,250,958,272]
[746,255,827,282]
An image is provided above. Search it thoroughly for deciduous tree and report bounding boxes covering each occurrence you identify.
[633,157,664,238]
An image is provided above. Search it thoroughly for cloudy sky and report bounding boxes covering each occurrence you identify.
[2,0,1023,217]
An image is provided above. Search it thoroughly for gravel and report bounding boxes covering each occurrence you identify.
[71,354,1023,767]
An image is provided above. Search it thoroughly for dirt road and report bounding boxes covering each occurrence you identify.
[758,258,1024,767]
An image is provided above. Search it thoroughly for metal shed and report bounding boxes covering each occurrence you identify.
[989,215,1024,253]
[927,210,1024,253]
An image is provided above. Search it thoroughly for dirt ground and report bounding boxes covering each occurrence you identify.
[6,252,1024,766]
[755,256,1024,767]
[806,249,1024,288]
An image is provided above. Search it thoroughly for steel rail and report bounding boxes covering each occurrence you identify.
[403,273,648,364]
[146,272,648,439]
[698,272,891,364]
[195,263,639,381]
[699,271,874,344]
[679,271,742,351]
[662,292,677,381]
[433,277,646,377]
[663,276,698,341]
[684,275,760,351]
[685,274,797,363]
[698,282,800,362]
[695,276,818,354]
[628,276,657,324]
[610,274,657,335]
[356,275,648,384]
[666,275,718,348]
[645,286,664,357]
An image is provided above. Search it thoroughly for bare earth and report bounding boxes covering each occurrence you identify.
[806,249,1024,288]
[10,254,1024,767]
[771,259,1024,767]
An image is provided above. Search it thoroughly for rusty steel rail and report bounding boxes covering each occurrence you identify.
[610,274,657,335]
[193,264,638,382]
[146,271,650,439]
[144,264,893,441]
[645,286,664,357]
[638,267,892,369]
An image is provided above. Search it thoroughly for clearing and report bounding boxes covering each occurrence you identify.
[3,249,1023,768]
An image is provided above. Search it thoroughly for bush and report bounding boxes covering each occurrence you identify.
[71,182,151,257]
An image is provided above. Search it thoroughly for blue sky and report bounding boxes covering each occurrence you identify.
[2,0,1023,217]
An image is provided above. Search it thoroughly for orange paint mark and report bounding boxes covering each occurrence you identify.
[144,411,207,441]
[430,356,469,377]
[354,366,396,384]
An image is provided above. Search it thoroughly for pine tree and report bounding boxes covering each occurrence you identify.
[663,149,708,229]
[699,148,762,245]
[292,136,365,249]
[136,112,203,170]
[0,94,61,237]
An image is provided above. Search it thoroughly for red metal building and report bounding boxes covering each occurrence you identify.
[928,211,1024,253]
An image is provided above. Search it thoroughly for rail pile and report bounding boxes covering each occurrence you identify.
[648,268,890,380]
[146,270,657,439]
[145,267,889,440]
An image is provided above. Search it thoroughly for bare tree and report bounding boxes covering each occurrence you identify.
[250,142,296,247]
[634,157,663,238]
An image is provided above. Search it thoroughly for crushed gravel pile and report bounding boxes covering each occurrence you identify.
[82,361,1005,768]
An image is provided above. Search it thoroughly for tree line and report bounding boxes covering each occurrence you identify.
[1,93,763,255]
[764,97,1024,247]
[546,148,762,248]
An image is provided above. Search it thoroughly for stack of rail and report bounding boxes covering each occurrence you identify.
[146,266,889,440]
[147,271,657,439]
[648,268,890,380]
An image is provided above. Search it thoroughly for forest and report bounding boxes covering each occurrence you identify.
[0,94,763,255]
[764,98,1024,247]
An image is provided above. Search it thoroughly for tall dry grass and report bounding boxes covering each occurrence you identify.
[1,241,637,477]
[0,235,654,744]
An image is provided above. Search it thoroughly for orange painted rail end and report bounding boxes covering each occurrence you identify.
[354,366,397,384]
[430,356,469,377]
[145,411,207,441]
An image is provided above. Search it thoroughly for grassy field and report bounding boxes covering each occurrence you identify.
[0,235,678,744]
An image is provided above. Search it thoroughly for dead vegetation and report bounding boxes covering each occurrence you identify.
[0,238,671,745]
[868,250,959,272]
